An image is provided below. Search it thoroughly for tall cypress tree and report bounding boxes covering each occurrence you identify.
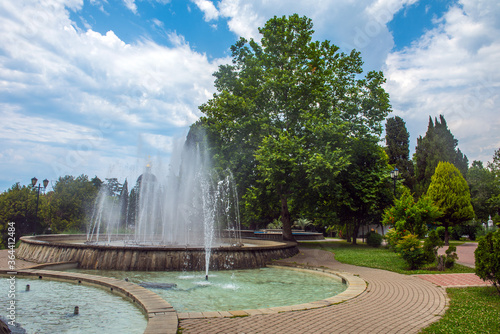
[385,116,414,191]
[414,115,468,197]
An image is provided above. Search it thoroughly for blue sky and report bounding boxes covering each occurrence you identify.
[1,0,499,192]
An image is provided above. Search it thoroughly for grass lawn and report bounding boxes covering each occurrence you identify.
[301,240,475,275]
[420,286,500,334]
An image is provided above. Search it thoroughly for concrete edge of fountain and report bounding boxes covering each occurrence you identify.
[176,264,367,320]
[16,235,299,271]
[0,268,178,334]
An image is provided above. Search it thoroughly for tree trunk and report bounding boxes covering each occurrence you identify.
[352,220,360,245]
[280,194,295,242]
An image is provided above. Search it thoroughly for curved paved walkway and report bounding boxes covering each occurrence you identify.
[180,247,448,334]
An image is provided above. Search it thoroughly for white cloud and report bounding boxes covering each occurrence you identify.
[123,0,137,14]
[0,0,226,189]
[192,0,219,21]
[384,0,500,162]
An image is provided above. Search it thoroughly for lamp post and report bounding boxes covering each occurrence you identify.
[31,177,49,232]
[390,167,399,197]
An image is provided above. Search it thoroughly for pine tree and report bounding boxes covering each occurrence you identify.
[385,116,414,191]
[414,115,468,197]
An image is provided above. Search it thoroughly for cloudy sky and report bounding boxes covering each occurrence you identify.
[1,0,499,192]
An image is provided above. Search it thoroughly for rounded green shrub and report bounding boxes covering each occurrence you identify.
[367,231,383,248]
[395,234,426,270]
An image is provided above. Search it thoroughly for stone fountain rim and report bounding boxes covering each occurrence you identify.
[20,234,297,252]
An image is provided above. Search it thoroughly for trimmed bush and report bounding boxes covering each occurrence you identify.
[423,230,444,264]
[367,231,383,248]
[475,229,500,294]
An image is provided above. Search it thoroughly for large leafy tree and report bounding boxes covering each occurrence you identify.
[467,160,499,222]
[385,116,414,190]
[47,175,101,233]
[0,183,49,247]
[198,15,391,240]
[336,138,393,244]
[487,148,500,220]
[414,115,468,197]
[427,162,474,245]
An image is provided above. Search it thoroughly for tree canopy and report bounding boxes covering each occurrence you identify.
[427,161,474,244]
[414,115,468,197]
[197,14,391,241]
[385,116,414,190]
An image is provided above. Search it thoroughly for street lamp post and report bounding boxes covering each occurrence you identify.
[31,177,49,233]
[390,168,399,197]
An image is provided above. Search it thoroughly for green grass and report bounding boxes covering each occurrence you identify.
[301,240,475,275]
[420,286,500,334]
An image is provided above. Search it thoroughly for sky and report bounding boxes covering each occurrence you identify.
[0,0,499,192]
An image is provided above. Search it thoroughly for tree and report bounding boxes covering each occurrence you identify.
[48,175,100,233]
[427,162,475,245]
[414,115,468,197]
[475,229,500,294]
[198,15,391,240]
[0,183,49,247]
[336,138,393,244]
[487,148,500,219]
[385,116,414,190]
[467,160,499,222]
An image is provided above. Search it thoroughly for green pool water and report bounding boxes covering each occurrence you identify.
[70,267,347,312]
[0,277,147,334]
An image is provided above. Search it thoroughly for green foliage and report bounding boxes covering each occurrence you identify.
[384,228,410,250]
[366,231,383,248]
[267,219,283,229]
[48,175,101,233]
[335,139,393,244]
[414,115,468,197]
[444,246,458,269]
[427,161,475,245]
[198,14,391,240]
[467,160,499,222]
[292,218,312,230]
[0,183,49,247]
[423,229,444,264]
[475,229,500,293]
[385,116,414,190]
[395,234,426,270]
[382,187,441,238]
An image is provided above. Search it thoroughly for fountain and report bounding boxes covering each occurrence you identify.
[16,139,298,271]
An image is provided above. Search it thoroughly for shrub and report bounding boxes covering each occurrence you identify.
[436,226,446,241]
[366,231,383,248]
[475,229,500,294]
[445,246,458,268]
[385,228,410,250]
[423,230,444,264]
[395,234,426,270]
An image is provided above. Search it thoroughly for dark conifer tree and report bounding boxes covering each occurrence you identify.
[385,116,415,191]
[414,115,468,197]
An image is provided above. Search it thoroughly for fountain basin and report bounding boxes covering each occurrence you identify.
[17,235,299,271]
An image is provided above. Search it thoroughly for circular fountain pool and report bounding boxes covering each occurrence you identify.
[69,266,347,312]
[0,277,147,334]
